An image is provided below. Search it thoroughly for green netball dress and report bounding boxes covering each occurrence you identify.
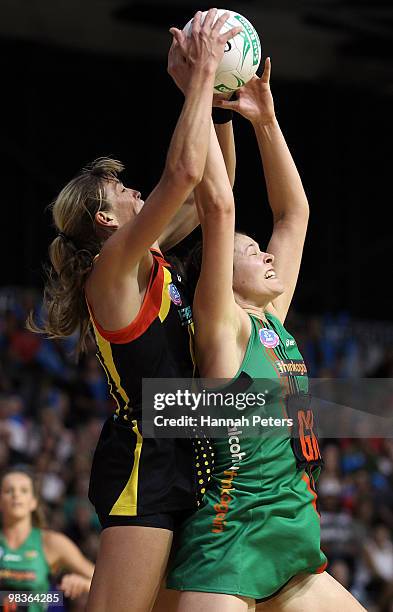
[167,312,327,601]
[0,528,50,611]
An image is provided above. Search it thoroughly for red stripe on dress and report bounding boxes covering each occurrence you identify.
[314,560,328,574]
[88,254,165,344]
[302,472,320,519]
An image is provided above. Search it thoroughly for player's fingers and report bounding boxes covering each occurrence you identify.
[168,38,177,55]
[191,11,202,34]
[203,8,217,30]
[215,99,240,112]
[170,30,187,57]
[212,10,229,34]
[261,57,271,83]
[221,25,242,43]
[169,28,183,46]
[246,75,260,87]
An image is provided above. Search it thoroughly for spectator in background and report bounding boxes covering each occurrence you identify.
[363,524,393,609]
[2,284,393,609]
[320,479,358,559]
[0,466,94,609]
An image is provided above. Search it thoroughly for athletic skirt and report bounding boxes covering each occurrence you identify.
[167,428,327,600]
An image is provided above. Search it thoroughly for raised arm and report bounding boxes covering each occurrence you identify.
[158,98,237,252]
[191,122,241,377]
[93,10,241,271]
[213,93,236,188]
[217,58,309,323]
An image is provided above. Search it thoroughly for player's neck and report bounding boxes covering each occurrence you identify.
[2,517,33,548]
[236,299,268,324]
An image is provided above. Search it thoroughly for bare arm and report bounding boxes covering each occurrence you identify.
[254,116,309,322]
[214,121,236,189]
[158,193,199,252]
[91,11,241,277]
[44,531,94,578]
[217,58,309,323]
[192,122,241,377]
[158,116,236,252]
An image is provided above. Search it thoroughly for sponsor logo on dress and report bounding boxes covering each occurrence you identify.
[286,338,296,347]
[259,328,280,348]
[178,305,193,326]
[0,568,37,581]
[212,426,246,534]
[168,283,182,306]
[25,550,38,559]
[3,553,22,562]
[275,359,308,376]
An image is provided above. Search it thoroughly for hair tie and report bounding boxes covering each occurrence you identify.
[58,231,71,242]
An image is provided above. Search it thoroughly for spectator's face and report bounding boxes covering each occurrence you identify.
[374,524,390,546]
[0,473,37,520]
[324,445,340,472]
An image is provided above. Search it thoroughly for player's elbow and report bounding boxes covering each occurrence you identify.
[204,194,235,217]
[165,161,203,190]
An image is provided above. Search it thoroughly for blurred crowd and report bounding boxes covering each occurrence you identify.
[1,287,393,611]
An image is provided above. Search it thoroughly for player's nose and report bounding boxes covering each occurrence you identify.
[263,253,275,265]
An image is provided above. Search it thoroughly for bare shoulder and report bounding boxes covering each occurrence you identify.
[41,529,65,550]
[195,304,251,378]
[85,249,153,330]
[41,530,64,567]
[41,528,57,544]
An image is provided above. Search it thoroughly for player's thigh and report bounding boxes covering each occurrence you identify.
[177,591,255,612]
[86,526,173,612]
[256,572,366,612]
[151,585,181,612]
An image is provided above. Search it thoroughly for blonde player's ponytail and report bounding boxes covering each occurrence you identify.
[27,157,124,356]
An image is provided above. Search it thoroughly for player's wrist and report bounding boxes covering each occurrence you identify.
[251,115,278,130]
[185,69,215,97]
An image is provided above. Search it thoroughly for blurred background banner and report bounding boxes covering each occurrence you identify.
[0,1,392,610]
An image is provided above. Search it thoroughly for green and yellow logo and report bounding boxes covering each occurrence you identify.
[234,14,261,67]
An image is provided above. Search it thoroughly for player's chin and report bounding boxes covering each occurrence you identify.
[267,278,285,298]
[135,199,144,214]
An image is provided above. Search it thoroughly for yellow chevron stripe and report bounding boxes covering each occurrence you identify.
[188,322,196,376]
[158,266,171,322]
[109,419,143,516]
[92,327,130,417]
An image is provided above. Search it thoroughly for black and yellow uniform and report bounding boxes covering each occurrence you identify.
[87,249,212,529]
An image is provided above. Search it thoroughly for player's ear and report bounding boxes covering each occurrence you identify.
[95,210,118,228]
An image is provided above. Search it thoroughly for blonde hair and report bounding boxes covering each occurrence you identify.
[27,157,124,355]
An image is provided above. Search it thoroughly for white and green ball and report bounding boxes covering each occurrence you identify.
[182,9,262,93]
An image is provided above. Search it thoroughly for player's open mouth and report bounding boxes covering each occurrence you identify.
[265,269,276,279]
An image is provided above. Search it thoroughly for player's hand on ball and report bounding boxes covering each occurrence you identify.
[212,91,233,106]
[167,37,189,94]
[215,58,276,125]
[169,9,242,85]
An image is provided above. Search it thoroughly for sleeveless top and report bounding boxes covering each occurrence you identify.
[229,312,322,472]
[87,248,195,422]
[0,527,50,611]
